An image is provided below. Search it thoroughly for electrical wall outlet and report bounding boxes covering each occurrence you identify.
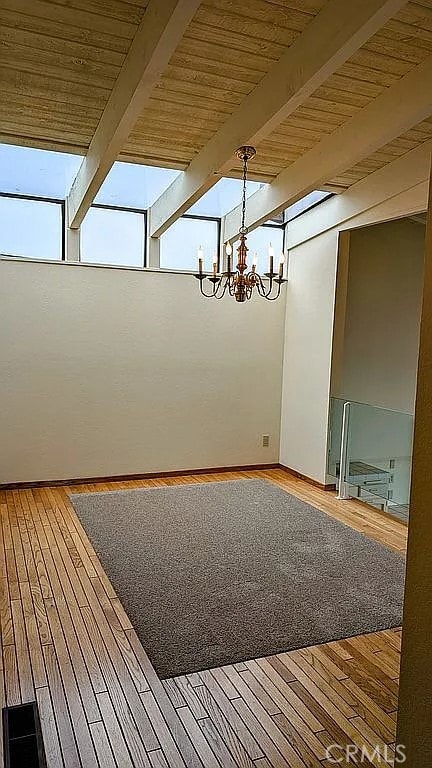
[262,434,270,448]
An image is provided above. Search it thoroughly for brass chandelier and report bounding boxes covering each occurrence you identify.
[194,146,287,302]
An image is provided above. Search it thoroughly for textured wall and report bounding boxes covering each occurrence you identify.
[0,260,285,483]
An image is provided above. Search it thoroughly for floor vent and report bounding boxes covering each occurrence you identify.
[3,702,47,768]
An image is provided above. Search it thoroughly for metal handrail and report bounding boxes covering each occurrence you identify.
[337,401,351,500]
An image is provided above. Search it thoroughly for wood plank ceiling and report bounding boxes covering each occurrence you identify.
[0,0,149,154]
[1,0,432,190]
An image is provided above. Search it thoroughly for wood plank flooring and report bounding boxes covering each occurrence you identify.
[0,469,407,767]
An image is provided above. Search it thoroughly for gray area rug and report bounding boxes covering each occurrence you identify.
[71,479,405,678]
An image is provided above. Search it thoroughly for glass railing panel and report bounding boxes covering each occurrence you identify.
[327,397,414,518]
[347,483,410,521]
[345,401,413,509]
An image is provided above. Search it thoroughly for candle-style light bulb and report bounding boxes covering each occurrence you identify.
[268,242,274,275]
[252,252,258,272]
[279,251,285,277]
[226,242,233,273]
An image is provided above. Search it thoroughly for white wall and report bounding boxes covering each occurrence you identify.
[336,219,424,412]
[0,260,285,484]
[280,231,339,483]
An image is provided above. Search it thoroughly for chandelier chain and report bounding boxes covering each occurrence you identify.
[241,151,248,234]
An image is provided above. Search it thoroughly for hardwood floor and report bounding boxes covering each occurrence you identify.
[0,468,407,767]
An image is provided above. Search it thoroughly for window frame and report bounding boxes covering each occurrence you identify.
[159,212,222,273]
[0,191,65,261]
[259,220,286,255]
[284,191,333,224]
[82,202,148,268]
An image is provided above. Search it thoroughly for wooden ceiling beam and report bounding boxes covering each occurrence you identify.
[67,0,200,229]
[224,55,432,241]
[286,140,431,249]
[149,0,407,238]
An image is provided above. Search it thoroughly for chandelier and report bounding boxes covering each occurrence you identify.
[194,146,287,302]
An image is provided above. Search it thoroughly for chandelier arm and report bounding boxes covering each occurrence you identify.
[214,288,229,300]
[198,277,222,298]
[214,277,231,299]
[262,275,280,299]
[253,273,268,297]
[263,281,283,301]
[252,273,284,300]
[212,277,223,299]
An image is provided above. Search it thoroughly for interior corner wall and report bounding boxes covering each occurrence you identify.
[279,230,339,484]
[0,260,285,484]
[335,219,425,413]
